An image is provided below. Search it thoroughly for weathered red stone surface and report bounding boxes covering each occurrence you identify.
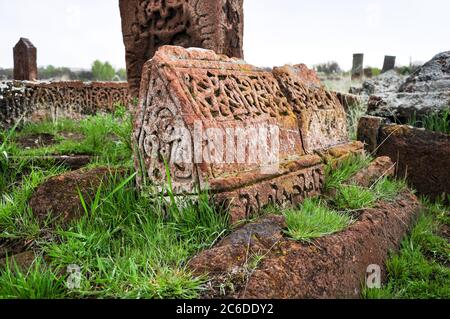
[358,116,450,199]
[13,38,37,81]
[377,124,450,200]
[273,65,349,152]
[0,81,129,128]
[29,167,125,224]
[135,46,360,222]
[357,115,387,154]
[119,0,244,98]
[350,156,395,187]
[189,189,421,299]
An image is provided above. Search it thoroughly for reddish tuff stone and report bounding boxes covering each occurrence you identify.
[119,0,244,98]
[134,46,360,222]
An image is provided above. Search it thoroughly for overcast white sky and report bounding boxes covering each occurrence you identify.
[0,0,448,70]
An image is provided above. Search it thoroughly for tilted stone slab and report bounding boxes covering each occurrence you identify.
[0,81,129,128]
[119,0,244,98]
[135,46,361,222]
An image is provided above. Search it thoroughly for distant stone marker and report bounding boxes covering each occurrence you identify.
[351,53,364,80]
[382,55,396,73]
[119,0,245,98]
[13,38,38,81]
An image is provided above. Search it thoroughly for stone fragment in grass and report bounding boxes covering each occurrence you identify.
[189,190,421,299]
[350,156,395,188]
[29,167,125,225]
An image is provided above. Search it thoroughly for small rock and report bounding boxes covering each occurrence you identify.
[29,167,125,224]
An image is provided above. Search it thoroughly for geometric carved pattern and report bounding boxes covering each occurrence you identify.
[135,46,359,222]
[0,81,129,128]
[120,0,244,98]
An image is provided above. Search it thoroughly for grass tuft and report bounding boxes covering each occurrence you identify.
[284,198,353,242]
[334,185,376,211]
[324,154,371,192]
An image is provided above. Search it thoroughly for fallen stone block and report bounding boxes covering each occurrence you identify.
[350,156,395,188]
[358,116,450,199]
[134,46,361,223]
[189,179,421,299]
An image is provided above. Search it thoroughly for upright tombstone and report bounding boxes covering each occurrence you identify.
[13,38,38,81]
[351,53,364,80]
[134,46,363,222]
[119,0,245,98]
[381,55,396,73]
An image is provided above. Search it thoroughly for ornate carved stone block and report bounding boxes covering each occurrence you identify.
[0,81,129,128]
[135,46,362,223]
[119,0,244,98]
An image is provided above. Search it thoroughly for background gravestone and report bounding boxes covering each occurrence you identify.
[351,53,364,80]
[13,38,38,81]
[382,55,396,73]
[119,0,245,98]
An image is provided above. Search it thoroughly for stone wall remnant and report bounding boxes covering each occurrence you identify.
[13,38,38,81]
[0,81,129,128]
[119,0,245,98]
[134,46,362,222]
[351,53,364,80]
[381,55,396,73]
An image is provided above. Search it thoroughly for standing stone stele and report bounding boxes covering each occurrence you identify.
[13,38,38,81]
[119,0,245,98]
[381,55,396,73]
[351,53,364,80]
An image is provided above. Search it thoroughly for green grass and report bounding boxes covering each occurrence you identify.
[0,171,229,299]
[7,105,133,167]
[324,154,372,193]
[407,108,450,135]
[334,185,376,211]
[0,259,66,299]
[284,198,353,242]
[347,101,368,141]
[0,165,66,240]
[0,111,230,299]
[363,199,450,299]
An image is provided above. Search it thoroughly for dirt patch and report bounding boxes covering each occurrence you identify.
[15,133,57,149]
[0,251,36,270]
[189,191,421,299]
[0,238,30,260]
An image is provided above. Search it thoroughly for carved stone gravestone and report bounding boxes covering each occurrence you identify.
[134,46,363,222]
[119,0,244,98]
[382,55,396,73]
[351,53,364,80]
[13,38,38,81]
